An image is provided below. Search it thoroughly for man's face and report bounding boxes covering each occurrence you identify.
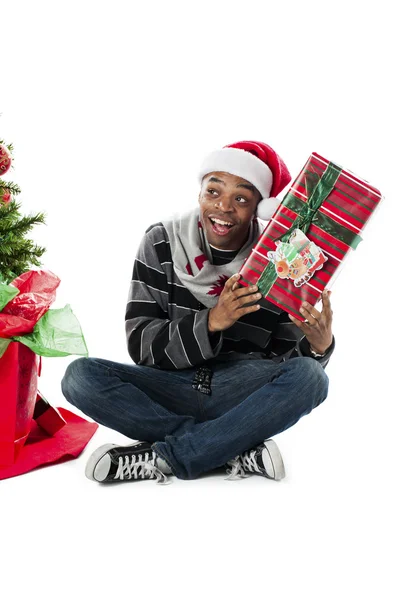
[198,171,261,250]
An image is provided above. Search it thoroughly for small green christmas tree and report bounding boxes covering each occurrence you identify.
[0,138,47,284]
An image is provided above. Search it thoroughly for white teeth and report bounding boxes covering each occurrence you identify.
[211,218,233,227]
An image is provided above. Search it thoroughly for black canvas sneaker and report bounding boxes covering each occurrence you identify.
[225,439,285,481]
[85,441,171,485]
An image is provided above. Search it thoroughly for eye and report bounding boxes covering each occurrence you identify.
[207,188,218,195]
[236,196,248,204]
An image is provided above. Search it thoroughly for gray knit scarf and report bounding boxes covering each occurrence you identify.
[162,208,263,308]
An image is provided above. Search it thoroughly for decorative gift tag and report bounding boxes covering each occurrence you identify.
[267,229,327,288]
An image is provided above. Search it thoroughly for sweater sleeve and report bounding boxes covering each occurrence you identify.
[125,228,223,369]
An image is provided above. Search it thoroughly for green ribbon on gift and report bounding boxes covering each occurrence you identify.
[257,161,363,297]
[0,304,88,359]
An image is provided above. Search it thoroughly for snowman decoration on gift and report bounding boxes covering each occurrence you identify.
[267,229,327,287]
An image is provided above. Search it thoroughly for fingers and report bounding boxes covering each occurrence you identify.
[232,281,239,292]
[297,292,333,323]
[234,284,262,307]
[322,290,333,321]
[288,313,308,332]
[289,292,333,354]
[234,283,259,299]
[224,273,241,292]
[322,289,332,306]
[227,277,262,315]
[237,302,261,317]
[225,276,261,302]
[301,292,332,326]
[238,293,262,308]
[299,301,321,326]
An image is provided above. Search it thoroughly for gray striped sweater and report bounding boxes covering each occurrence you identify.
[125,223,334,370]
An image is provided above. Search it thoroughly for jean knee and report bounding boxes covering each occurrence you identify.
[303,357,329,405]
[61,357,92,407]
[287,357,329,407]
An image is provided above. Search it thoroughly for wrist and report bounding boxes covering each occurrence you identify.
[309,338,333,356]
[309,346,327,358]
[208,308,219,333]
[309,345,327,355]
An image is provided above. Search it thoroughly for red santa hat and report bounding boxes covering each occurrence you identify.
[198,140,291,220]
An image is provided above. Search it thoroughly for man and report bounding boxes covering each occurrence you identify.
[61,140,334,485]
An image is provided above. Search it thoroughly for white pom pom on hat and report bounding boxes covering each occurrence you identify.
[198,140,291,220]
[256,196,282,220]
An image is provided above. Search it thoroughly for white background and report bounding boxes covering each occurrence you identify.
[1,1,399,598]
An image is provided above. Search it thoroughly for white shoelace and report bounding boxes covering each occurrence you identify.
[225,449,262,481]
[114,451,170,485]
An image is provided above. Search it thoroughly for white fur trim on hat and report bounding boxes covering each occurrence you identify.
[256,197,280,221]
[198,147,273,199]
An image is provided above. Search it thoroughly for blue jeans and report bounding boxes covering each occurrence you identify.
[61,357,329,480]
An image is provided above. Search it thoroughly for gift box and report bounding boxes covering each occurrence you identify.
[0,341,40,465]
[239,152,383,320]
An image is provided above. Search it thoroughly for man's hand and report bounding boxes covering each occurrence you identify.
[208,274,262,333]
[288,290,333,354]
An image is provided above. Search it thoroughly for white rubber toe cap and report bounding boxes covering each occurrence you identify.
[93,454,111,482]
[85,443,118,482]
[262,440,286,480]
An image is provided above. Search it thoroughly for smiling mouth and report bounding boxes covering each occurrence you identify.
[209,216,235,235]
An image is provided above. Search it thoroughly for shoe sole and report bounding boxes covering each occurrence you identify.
[85,443,120,481]
[262,439,286,480]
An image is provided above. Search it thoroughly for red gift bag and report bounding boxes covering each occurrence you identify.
[0,341,40,466]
